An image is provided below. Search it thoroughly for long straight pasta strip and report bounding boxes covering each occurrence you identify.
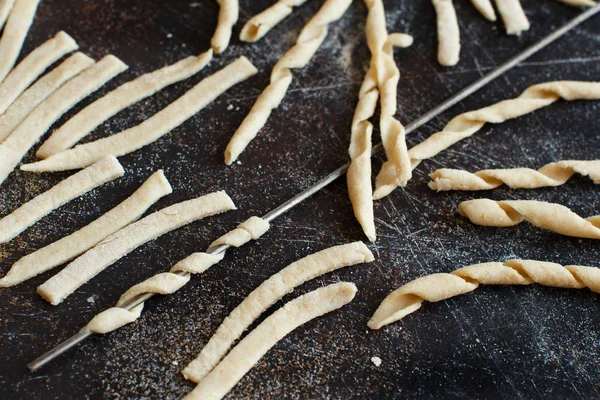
[182,242,374,383]
[0,0,15,31]
[37,191,236,305]
[224,0,352,165]
[36,51,213,158]
[0,52,94,144]
[240,0,309,42]
[22,57,258,172]
[211,0,238,54]
[183,282,357,400]
[0,0,40,83]
[0,55,127,185]
[556,0,596,6]
[495,0,530,35]
[0,31,77,117]
[470,0,496,20]
[0,156,123,244]
[0,170,172,287]
[432,0,460,66]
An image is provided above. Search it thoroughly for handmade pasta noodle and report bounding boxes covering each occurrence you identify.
[240,0,309,42]
[211,0,238,53]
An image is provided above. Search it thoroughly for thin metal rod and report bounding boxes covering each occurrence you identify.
[28,4,600,372]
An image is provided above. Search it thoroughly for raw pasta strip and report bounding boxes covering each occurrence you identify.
[432,0,460,66]
[182,241,374,383]
[0,156,123,244]
[0,170,172,287]
[0,55,127,185]
[183,282,357,400]
[37,50,213,158]
[0,31,77,117]
[0,0,40,84]
[556,0,596,6]
[429,160,600,191]
[86,216,270,335]
[224,0,353,165]
[240,0,309,42]
[458,199,600,239]
[495,0,529,35]
[368,260,599,329]
[211,0,238,54]
[0,53,94,144]
[22,57,258,172]
[0,0,15,31]
[37,191,236,305]
[470,0,496,20]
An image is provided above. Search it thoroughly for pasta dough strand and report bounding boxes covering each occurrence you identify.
[429,160,600,191]
[458,199,600,239]
[470,0,497,20]
[495,0,530,35]
[184,282,357,400]
[211,0,239,54]
[432,0,460,66]
[369,259,598,329]
[224,0,353,165]
[240,0,309,42]
[555,0,596,6]
[182,242,374,383]
[0,0,15,31]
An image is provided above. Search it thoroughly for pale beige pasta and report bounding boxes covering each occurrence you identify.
[470,0,496,21]
[458,199,600,239]
[22,57,258,172]
[432,0,460,67]
[209,215,269,248]
[555,0,596,6]
[495,0,529,35]
[0,156,123,245]
[182,242,373,383]
[0,0,15,31]
[429,160,600,191]
[224,0,353,165]
[369,260,600,329]
[240,0,309,42]
[211,0,239,54]
[37,50,213,158]
[0,170,172,287]
[184,282,357,400]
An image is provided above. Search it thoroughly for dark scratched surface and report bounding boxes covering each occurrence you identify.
[1,0,600,398]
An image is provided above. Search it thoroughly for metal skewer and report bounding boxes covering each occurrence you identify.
[28,3,600,372]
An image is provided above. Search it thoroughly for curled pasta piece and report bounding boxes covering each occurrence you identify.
[556,0,596,6]
[369,259,599,329]
[211,0,238,54]
[224,0,353,165]
[37,50,213,158]
[183,282,357,400]
[209,215,269,248]
[495,0,529,35]
[0,170,172,287]
[240,0,308,42]
[22,57,258,172]
[182,241,374,383]
[37,191,236,305]
[432,0,460,66]
[429,160,600,191]
[470,0,497,21]
[0,156,123,245]
[458,199,600,239]
[0,0,15,31]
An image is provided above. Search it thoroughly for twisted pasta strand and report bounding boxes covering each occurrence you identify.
[211,0,238,54]
[458,199,600,239]
[429,160,600,191]
[224,0,352,165]
[240,0,309,42]
[369,259,600,329]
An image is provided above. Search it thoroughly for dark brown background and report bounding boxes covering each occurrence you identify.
[1,0,600,398]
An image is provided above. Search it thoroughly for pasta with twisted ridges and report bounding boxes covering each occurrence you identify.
[211,0,238,54]
[458,199,600,239]
[85,217,270,334]
[240,0,308,42]
[369,260,600,329]
[429,160,600,191]
[224,0,352,165]
[432,0,460,66]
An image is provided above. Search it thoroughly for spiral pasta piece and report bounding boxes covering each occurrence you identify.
[224,0,352,165]
[495,0,529,35]
[432,0,460,67]
[240,0,309,42]
[369,259,600,329]
[429,160,600,191]
[470,0,497,20]
[211,0,238,54]
[458,199,600,239]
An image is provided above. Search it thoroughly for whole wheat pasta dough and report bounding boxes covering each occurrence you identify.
[0,31,77,117]
[37,191,236,305]
[0,0,40,84]
[183,282,357,400]
[458,199,600,239]
[0,170,172,287]
[211,0,238,54]
[368,260,600,329]
[0,55,127,185]
[495,0,529,35]
[22,57,258,172]
[223,0,353,165]
[0,156,123,245]
[470,0,496,20]
[429,160,600,191]
[432,0,460,67]
[0,53,94,144]
[182,241,374,383]
[37,50,213,158]
[240,0,309,42]
[0,0,15,31]
[556,0,596,6]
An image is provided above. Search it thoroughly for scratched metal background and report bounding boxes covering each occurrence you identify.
[1,0,599,398]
